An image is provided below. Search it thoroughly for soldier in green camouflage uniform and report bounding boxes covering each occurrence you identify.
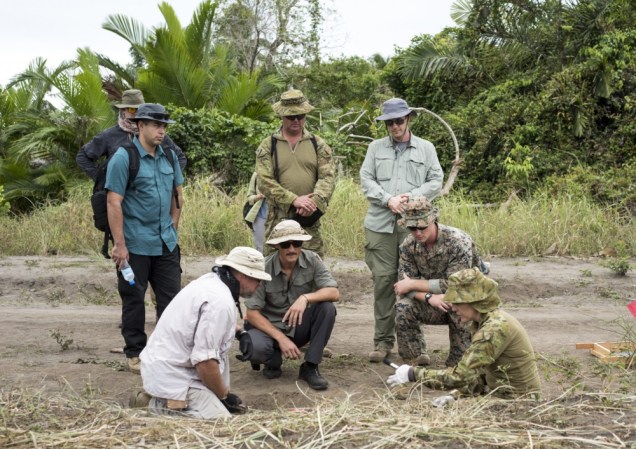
[395,197,485,367]
[256,90,336,257]
[388,268,541,398]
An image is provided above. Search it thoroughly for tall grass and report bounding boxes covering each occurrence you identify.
[1,177,635,258]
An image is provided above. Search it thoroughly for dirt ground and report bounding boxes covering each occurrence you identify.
[1,254,635,412]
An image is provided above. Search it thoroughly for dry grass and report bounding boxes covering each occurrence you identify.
[1,387,634,448]
[1,178,635,260]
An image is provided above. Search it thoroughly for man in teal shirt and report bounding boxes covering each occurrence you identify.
[360,98,443,363]
[105,103,184,374]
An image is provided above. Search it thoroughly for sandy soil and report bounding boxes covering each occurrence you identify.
[1,254,635,411]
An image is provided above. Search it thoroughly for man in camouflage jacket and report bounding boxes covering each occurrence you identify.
[256,89,335,257]
[388,268,541,398]
[394,197,488,367]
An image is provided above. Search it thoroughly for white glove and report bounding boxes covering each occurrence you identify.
[431,394,455,408]
[387,364,411,387]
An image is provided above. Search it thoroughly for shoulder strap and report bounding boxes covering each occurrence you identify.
[271,135,280,183]
[120,141,140,191]
[270,134,318,183]
[163,147,180,209]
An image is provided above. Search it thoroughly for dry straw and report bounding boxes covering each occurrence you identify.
[1,387,634,448]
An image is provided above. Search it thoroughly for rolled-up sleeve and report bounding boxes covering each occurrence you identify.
[190,302,235,369]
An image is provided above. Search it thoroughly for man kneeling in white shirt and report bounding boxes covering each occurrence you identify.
[140,247,271,419]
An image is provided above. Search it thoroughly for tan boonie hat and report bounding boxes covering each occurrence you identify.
[266,220,312,246]
[116,89,145,109]
[443,267,501,313]
[397,196,439,229]
[215,247,272,281]
[272,89,314,116]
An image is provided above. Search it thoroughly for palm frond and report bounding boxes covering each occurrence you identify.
[102,14,150,53]
[451,0,473,25]
[185,0,218,64]
[96,54,137,87]
[398,38,470,80]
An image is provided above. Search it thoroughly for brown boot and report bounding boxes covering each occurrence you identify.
[415,353,431,366]
[127,357,141,374]
[369,347,391,363]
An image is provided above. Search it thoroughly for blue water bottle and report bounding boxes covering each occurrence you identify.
[120,260,136,286]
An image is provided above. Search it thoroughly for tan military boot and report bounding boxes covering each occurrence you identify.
[127,357,141,374]
[369,347,390,363]
[415,353,431,366]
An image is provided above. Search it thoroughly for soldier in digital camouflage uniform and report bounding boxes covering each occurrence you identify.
[388,268,541,398]
[395,197,488,367]
[256,89,336,257]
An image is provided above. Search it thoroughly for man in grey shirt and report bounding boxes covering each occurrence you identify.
[360,98,443,363]
[241,220,339,390]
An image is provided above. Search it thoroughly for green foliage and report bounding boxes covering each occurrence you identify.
[168,106,370,189]
[215,0,325,72]
[49,329,74,351]
[168,106,276,187]
[287,57,385,111]
[599,241,632,276]
[0,184,9,216]
[103,1,283,117]
[386,0,636,205]
[0,50,113,211]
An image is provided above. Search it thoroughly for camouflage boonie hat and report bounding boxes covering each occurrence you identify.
[272,89,315,116]
[444,267,501,313]
[397,196,439,229]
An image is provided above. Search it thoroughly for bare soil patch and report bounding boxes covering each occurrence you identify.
[1,255,634,434]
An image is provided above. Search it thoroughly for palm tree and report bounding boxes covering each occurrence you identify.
[102,0,282,117]
[0,50,113,209]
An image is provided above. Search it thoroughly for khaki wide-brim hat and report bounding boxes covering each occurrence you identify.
[272,89,315,116]
[444,267,501,313]
[115,89,145,109]
[215,247,272,281]
[266,220,312,246]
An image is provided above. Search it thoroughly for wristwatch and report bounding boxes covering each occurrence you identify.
[424,292,433,304]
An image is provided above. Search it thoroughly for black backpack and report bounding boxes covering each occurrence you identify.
[91,142,178,258]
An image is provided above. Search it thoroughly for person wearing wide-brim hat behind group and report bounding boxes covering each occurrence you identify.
[255,89,336,258]
[387,267,541,399]
[360,98,444,363]
[76,89,187,180]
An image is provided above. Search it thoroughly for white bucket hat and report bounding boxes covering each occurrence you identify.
[215,247,272,281]
[266,220,312,246]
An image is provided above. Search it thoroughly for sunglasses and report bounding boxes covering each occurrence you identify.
[385,117,407,127]
[407,226,428,232]
[279,240,303,249]
[124,107,138,114]
[284,114,306,121]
